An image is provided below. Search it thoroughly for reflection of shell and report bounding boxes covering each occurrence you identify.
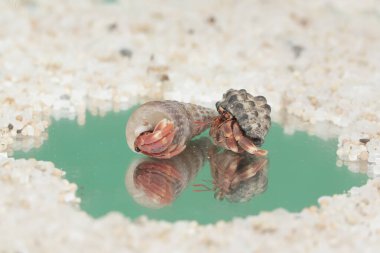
[125,138,212,209]
[216,89,271,146]
[225,165,268,203]
[125,101,218,153]
[210,148,268,203]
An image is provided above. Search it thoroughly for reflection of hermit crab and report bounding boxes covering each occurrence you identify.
[125,138,211,208]
[194,147,268,203]
[126,101,217,159]
[210,89,271,156]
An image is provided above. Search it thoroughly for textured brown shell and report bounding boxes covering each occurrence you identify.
[216,89,271,146]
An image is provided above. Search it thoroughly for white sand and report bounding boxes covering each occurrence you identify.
[1,0,380,252]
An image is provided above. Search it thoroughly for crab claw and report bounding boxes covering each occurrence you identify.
[210,115,268,156]
[232,122,268,156]
[134,119,186,159]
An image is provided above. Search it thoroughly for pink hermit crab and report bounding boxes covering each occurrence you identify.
[126,101,217,159]
[210,89,271,156]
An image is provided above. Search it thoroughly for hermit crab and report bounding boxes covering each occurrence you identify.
[194,147,268,203]
[126,101,217,159]
[210,89,271,156]
[125,138,211,208]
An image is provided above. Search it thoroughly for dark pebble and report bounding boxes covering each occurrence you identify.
[291,44,304,58]
[119,48,133,58]
[60,94,70,100]
[359,138,370,144]
[107,23,118,31]
[160,74,170,82]
[207,16,216,24]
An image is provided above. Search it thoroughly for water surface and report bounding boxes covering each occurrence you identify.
[14,109,366,224]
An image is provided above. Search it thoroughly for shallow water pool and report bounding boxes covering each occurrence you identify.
[14,108,366,224]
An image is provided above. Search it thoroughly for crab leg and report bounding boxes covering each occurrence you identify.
[192,184,213,192]
[193,120,213,136]
[232,122,268,156]
[221,120,240,153]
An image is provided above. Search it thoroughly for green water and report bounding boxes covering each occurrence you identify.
[14,109,366,224]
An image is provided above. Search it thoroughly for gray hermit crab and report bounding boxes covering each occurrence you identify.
[210,89,271,156]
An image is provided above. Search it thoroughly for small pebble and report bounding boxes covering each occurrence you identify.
[291,44,304,58]
[119,48,133,58]
[360,138,370,144]
[107,22,118,31]
[160,74,170,82]
[207,16,216,24]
